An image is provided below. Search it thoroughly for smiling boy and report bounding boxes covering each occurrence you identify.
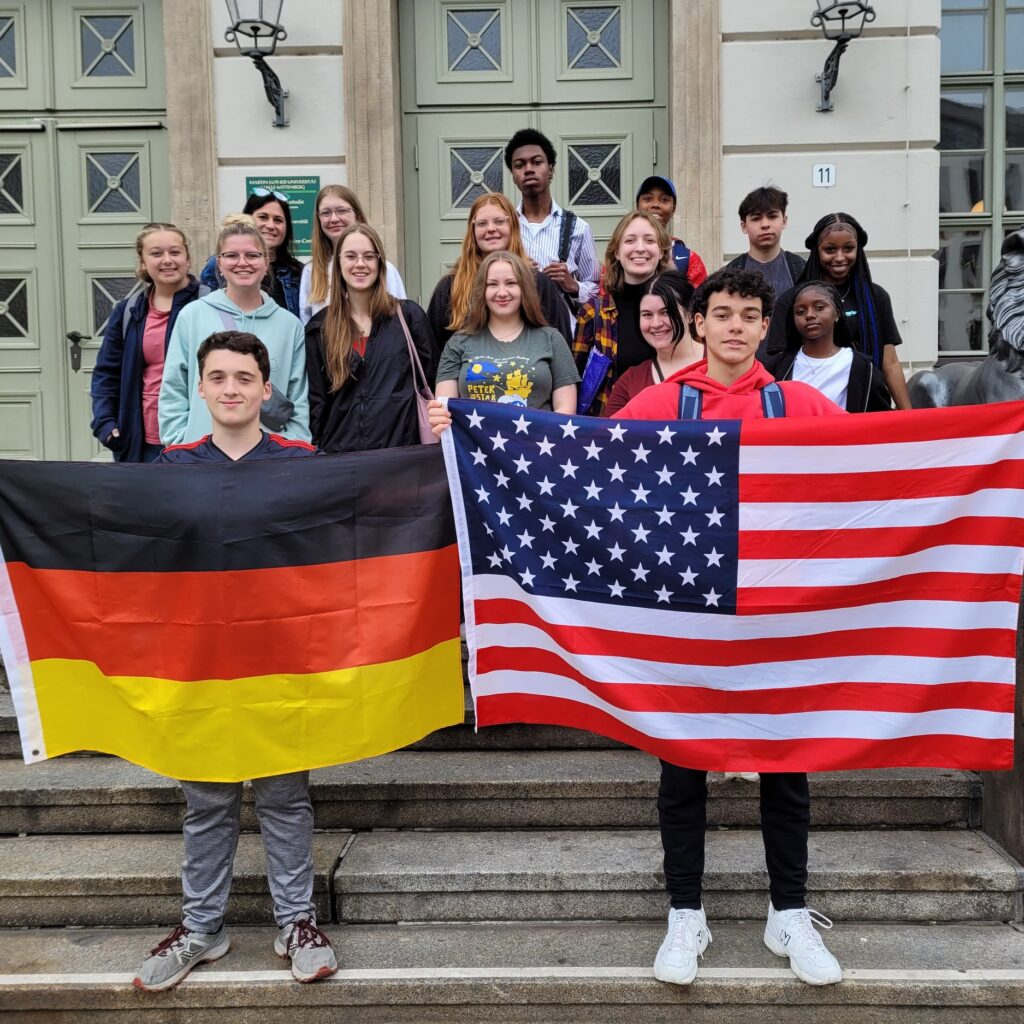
[137,332,333,991]
[616,269,845,989]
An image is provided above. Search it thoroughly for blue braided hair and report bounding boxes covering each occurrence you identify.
[799,213,883,367]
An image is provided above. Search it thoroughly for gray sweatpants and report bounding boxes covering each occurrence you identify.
[179,771,315,933]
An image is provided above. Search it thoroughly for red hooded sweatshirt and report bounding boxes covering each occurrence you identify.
[614,358,845,421]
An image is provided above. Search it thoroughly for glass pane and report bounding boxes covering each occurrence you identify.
[567,6,621,70]
[1009,13,1024,70]
[91,277,138,334]
[940,12,987,73]
[449,146,502,208]
[941,1,987,8]
[939,152,986,212]
[79,15,135,78]
[446,8,501,72]
[567,143,621,206]
[941,91,986,150]
[0,277,28,337]
[87,152,142,214]
[0,154,23,215]
[938,292,985,353]
[1006,153,1024,209]
[0,17,16,77]
[938,228,985,289]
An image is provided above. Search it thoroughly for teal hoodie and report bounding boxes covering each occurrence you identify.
[158,290,310,445]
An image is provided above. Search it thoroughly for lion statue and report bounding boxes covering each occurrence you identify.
[908,229,1024,407]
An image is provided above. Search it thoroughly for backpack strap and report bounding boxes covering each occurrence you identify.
[557,209,577,264]
[678,383,702,421]
[760,381,786,418]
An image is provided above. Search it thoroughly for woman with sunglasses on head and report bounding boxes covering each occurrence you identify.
[605,271,702,416]
[304,223,436,453]
[160,215,309,446]
[299,185,406,325]
[429,251,578,435]
[200,189,304,318]
[427,192,573,349]
[91,222,208,462]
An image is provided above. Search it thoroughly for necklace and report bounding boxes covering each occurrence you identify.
[491,322,524,343]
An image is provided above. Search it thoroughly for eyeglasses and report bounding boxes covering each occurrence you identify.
[319,206,355,222]
[250,187,290,202]
[341,251,380,265]
[218,252,266,264]
[474,216,510,229]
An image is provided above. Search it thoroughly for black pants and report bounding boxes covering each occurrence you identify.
[657,761,810,911]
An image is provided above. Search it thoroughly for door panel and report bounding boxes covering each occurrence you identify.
[0,1,49,109]
[57,124,167,460]
[0,129,65,459]
[411,0,534,107]
[536,0,654,105]
[51,0,165,111]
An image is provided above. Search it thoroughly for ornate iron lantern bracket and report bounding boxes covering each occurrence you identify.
[810,2,876,113]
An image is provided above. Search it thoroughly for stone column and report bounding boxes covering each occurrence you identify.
[343,0,404,269]
[671,0,722,268]
[161,0,219,261]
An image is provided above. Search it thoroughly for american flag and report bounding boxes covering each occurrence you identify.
[440,398,1024,772]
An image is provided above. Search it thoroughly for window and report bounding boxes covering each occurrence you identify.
[939,1,1024,354]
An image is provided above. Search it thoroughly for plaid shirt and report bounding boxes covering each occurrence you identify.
[571,289,619,417]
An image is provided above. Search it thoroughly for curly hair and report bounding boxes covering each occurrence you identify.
[691,267,774,322]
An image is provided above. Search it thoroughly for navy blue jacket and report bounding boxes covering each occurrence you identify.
[156,432,318,463]
[90,277,207,463]
[199,255,301,319]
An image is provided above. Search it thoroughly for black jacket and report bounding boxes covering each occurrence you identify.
[426,269,575,348]
[766,347,892,413]
[304,300,438,453]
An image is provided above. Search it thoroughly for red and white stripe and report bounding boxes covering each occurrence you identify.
[456,403,1024,773]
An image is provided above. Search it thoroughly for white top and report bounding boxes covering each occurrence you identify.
[298,259,407,325]
[793,346,854,410]
[516,198,600,306]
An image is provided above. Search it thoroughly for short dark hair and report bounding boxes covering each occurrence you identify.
[738,186,789,220]
[197,331,271,382]
[645,271,692,350]
[505,128,556,170]
[691,268,774,322]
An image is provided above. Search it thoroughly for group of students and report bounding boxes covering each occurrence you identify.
[88,127,916,994]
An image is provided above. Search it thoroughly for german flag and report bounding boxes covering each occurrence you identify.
[0,446,463,782]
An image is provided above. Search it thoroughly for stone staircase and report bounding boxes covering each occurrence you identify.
[1,686,1023,1022]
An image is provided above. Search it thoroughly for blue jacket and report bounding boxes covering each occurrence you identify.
[90,277,208,463]
[200,255,301,319]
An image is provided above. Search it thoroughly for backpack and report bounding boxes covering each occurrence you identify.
[678,381,786,420]
[557,209,577,265]
[671,239,691,278]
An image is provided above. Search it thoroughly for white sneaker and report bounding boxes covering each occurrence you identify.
[722,772,760,782]
[764,903,842,985]
[653,906,711,985]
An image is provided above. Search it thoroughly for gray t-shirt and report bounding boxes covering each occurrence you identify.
[437,324,580,409]
[745,250,795,299]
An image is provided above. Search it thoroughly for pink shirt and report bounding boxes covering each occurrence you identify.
[141,305,169,444]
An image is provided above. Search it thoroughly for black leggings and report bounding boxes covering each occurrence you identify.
[657,761,810,911]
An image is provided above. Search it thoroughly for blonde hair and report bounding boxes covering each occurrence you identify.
[603,211,670,294]
[216,214,269,258]
[459,252,547,336]
[135,222,190,283]
[322,224,396,391]
[308,185,369,306]
[447,193,528,333]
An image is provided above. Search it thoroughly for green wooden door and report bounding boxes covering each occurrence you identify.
[401,0,667,305]
[0,0,167,460]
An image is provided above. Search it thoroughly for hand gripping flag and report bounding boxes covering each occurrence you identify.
[0,446,464,782]
[440,399,1024,773]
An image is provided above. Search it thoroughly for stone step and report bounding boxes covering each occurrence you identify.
[0,833,339,928]
[336,828,1024,925]
[1,922,1023,1022]
[0,754,980,835]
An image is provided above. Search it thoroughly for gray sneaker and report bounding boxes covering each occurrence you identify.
[133,924,230,992]
[274,918,338,982]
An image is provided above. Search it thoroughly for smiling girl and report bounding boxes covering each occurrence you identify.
[571,211,671,414]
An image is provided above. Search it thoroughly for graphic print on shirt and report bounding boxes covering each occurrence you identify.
[465,355,537,406]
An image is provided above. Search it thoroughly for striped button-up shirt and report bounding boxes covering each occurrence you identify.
[517,199,601,306]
